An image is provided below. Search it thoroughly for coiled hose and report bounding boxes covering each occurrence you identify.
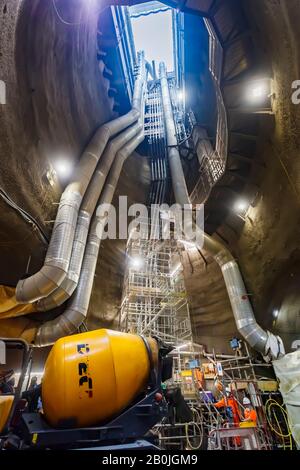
[185,407,204,450]
[265,398,293,450]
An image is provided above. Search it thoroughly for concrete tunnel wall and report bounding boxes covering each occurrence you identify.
[0,0,300,355]
[183,0,300,354]
[0,0,150,334]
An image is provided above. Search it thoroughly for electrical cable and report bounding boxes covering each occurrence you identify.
[184,421,203,450]
[52,0,130,55]
[0,187,49,245]
[265,398,293,449]
[184,406,204,450]
[52,0,83,25]
[52,0,130,65]
[52,0,109,26]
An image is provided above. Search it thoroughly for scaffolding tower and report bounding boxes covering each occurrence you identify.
[120,70,290,451]
[119,77,205,449]
[120,214,192,349]
[120,78,192,350]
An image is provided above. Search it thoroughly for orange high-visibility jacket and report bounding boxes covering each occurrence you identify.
[215,397,241,423]
[244,407,257,424]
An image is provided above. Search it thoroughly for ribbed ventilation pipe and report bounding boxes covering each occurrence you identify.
[35,128,145,346]
[34,57,146,312]
[15,56,145,305]
[36,117,144,312]
[33,82,147,346]
[159,62,284,361]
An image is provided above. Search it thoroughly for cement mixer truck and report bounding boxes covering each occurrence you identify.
[0,329,172,450]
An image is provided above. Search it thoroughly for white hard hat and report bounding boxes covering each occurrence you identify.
[243,397,251,405]
[225,386,231,393]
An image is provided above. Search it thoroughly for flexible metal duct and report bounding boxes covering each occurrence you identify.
[159,62,284,360]
[33,72,147,345]
[15,57,145,305]
[35,127,145,346]
[0,56,146,344]
[159,65,189,205]
[35,57,146,312]
[36,120,143,312]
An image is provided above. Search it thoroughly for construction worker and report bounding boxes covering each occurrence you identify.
[242,397,257,426]
[214,387,241,427]
[215,386,241,447]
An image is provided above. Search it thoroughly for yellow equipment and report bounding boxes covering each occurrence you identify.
[239,421,256,428]
[0,285,35,319]
[0,331,171,449]
[0,396,14,433]
[42,329,159,428]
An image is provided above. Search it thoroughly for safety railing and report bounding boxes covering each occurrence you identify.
[190,19,228,204]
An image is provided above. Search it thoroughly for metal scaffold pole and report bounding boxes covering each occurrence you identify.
[120,66,289,451]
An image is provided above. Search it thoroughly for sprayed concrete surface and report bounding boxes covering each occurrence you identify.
[0,0,150,334]
[1,0,300,356]
[184,0,300,353]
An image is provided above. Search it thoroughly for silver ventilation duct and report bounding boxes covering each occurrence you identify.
[15,56,146,305]
[33,71,147,346]
[159,62,284,361]
[35,128,145,346]
[36,118,143,312]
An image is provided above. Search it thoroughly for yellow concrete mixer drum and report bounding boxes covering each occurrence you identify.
[41,329,159,428]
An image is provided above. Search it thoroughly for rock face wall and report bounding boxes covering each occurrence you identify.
[0,0,150,331]
[1,0,300,355]
[181,248,236,354]
[184,0,300,354]
[0,0,114,286]
[235,0,300,352]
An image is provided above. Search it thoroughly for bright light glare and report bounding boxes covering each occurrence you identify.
[178,90,185,102]
[170,263,181,277]
[130,257,144,270]
[273,309,279,319]
[179,240,196,250]
[175,342,190,351]
[234,199,249,214]
[246,81,269,103]
[53,159,73,179]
